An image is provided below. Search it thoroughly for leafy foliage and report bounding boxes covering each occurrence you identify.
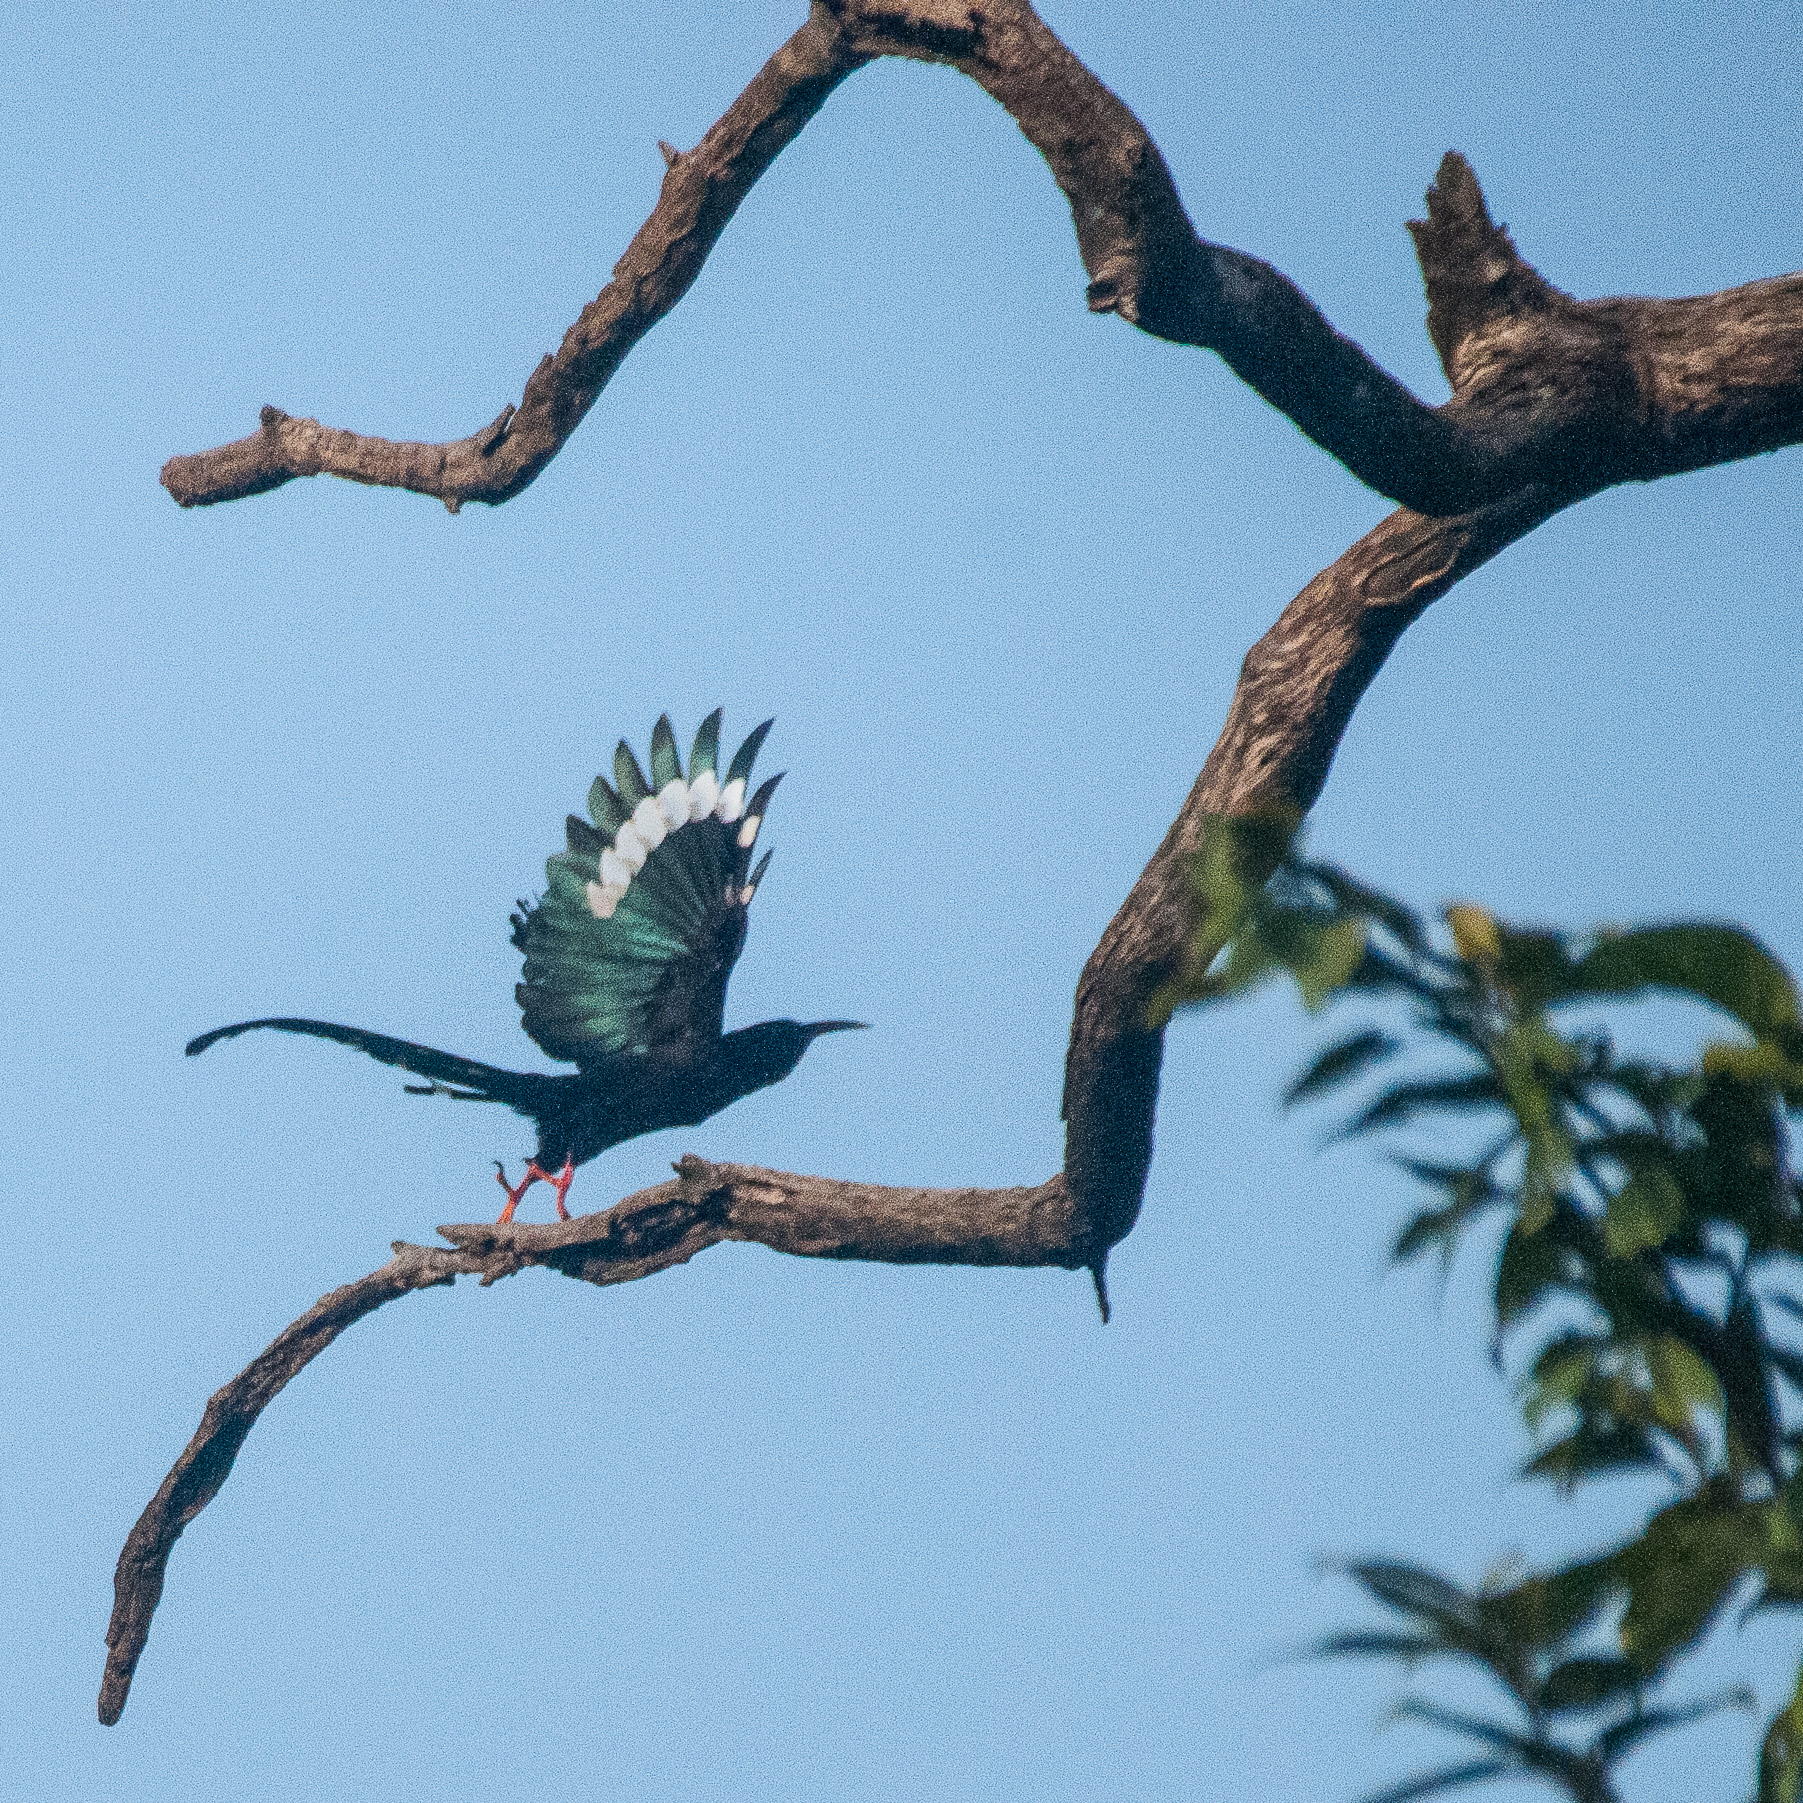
[1172,819,1803,1803]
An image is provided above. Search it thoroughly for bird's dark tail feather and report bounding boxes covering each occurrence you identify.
[184,1017,534,1105]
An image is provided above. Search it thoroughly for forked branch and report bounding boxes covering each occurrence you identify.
[110,2,1803,1729]
[159,1,1803,518]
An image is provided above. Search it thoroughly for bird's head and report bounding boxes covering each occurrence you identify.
[730,1017,867,1087]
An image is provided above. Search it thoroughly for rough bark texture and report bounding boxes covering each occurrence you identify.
[100,1159,1073,1722]
[109,0,1803,1727]
[157,2,1803,519]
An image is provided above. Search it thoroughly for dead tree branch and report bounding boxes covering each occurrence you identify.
[99,1242,479,1726]
[110,7,1803,1729]
[158,1,1803,517]
[101,1158,1072,1722]
[85,478,1637,1723]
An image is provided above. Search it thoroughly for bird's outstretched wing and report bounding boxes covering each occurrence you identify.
[511,711,781,1070]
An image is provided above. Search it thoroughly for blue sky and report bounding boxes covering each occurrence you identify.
[4,3,1801,1799]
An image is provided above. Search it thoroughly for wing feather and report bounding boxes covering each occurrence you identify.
[513,714,775,1070]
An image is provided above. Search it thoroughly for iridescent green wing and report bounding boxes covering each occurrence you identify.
[512,711,781,1069]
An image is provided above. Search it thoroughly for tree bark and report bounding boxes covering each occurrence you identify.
[106,0,1803,1727]
[158,2,1803,519]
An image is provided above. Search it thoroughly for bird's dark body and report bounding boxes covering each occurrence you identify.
[532,1022,835,1167]
[183,1016,838,1170]
[186,712,861,1216]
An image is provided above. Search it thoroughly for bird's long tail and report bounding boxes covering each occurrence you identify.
[184,1017,536,1105]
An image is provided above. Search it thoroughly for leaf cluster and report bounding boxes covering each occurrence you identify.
[1172,819,1803,1803]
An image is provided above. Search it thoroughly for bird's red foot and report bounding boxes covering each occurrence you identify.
[494,1158,576,1223]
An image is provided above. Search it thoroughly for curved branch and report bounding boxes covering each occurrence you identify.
[159,2,1803,516]
[114,1,1803,1731]
[1062,483,1563,1254]
[100,482,1567,1721]
[162,10,867,511]
[101,1158,1073,1721]
[99,1241,479,1725]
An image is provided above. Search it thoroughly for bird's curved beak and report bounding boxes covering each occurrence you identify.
[806,1020,869,1038]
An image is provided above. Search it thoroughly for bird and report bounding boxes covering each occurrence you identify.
[186,710,865,1222]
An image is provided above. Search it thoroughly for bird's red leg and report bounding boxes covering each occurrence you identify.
[547,1157,575,1221]
[494,1160,540,1225]
[494,1158,575,1223]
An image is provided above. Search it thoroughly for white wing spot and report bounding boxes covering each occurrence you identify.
[611,822,649,874]
[656,779,690,831]
[686,770,719,820]
[630,794,669,852]
[582,747,767,921]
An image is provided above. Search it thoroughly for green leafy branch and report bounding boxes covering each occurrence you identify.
[1169,818,1803,1803]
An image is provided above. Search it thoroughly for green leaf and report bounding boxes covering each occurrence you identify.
[1646,1335,1722,1428]
[1495,1219,1569,1328]
[1446,905,1503,970]
[1616,1496,1759,1666]
[1212,932,1279,999]
[1388,1701,1541,1760]
[1493,1558,1618,1650]
[1760,1663,1803,1803]
[1303,864,1433,958]
[1392,1175,1505,1267]
[1284,1029,1400,1108]
[1315,1630,1445,1661]
[1522,1334,1603,1432]
[1702,1038,1803,1096]
[1348,1562,1489,1653]
[1575,924,1801,1041]
[1524,1423,1662,1487]
[1495,927,1583,1013]
[1604,1167,1687,1257]
[1292,916,1368,1011]
[1194,812,1290,927]
[1594,1688,1752,1763]
[1342,1072,1508,1141]
[1538,1655,1640,1711]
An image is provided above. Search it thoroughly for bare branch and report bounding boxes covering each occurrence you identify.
[1062,483,1563,1252]
[99,1241,480,1724]
[100,1158,1074,1721]
[101,478,1571,1719]
[159,3,1803,516]
[101,460,1768,1712]
[113,0,1803,1730]
[161,10,869,511]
